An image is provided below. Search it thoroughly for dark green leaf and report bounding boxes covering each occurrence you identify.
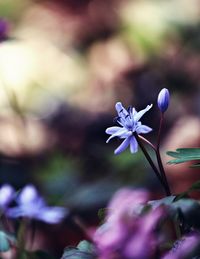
[148,195,176,208]
[173,192,189,201]
[171,199,200,229]
[167,148,200,165]
[98,208,107,222]
[61,241,96,259]
[149,196,200,229]
[61,249,94,259]
[77,241,95,254]
[191,163,200,168]
[188,181,200,192]
[174,181,200,201]
[0,231,10,252]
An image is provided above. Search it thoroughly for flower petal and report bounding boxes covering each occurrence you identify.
[38,207,67,224]
[134,104,153,122]
[136,125,152,134]
[130,136,138,153]
[105,126,122,135]
[0,184,15,209]
[106,128,130,143]
[18,185,39,205]
[115,102,128,118]
[114,137,131,155]
[131,107,137,117]
[6,207,23,218]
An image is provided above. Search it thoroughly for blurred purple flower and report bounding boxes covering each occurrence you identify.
[162,234,200,259]
[0,184,15,210]
[0,18,9,42]
[94,188,165,259]
[124,207,165,259]
[7,185,67,224]
[106,102,152,155]
[157,88,170,113]
[107,188,149,221]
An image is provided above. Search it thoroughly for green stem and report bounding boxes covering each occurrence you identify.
[72,216,93,241]
[156,113,171,196]
[17,218,28,258]
[134,133,169,195]
[138,135,156,151]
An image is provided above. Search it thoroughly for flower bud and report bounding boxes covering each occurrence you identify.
[157,88,170,113]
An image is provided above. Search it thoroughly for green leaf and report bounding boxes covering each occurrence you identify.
[61,249,94,259]
[191,163,200,168]
[149,196,200,229]
[167,148,200,165]
[171,199,200,229]
[0,231,10,252]
[148,195,176,208]
[188,181,200,192]
[174,180,200,201]
[77,241,95,254]
[61,241,96,259]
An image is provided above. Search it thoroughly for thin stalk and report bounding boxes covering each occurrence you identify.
[73,216,93,241]
[29,220,36,251]
[156,114,171,196]
[134,133,169,195]
[17,218,29,258]
[138,135,156,151]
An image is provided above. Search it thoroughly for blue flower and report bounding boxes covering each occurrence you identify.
[157,88,170,113]
[106,102,152,155]
[7,185,67,224]
[0,184,15,210]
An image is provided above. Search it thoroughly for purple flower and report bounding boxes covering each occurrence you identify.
[157,88,170,113]
[94,188,165,259]
[162,234,200,259]
[106,102,152,155]
[107,188,149,221]
[7,185,67,224]
[124,207,165,259]
[0,18,8,42]
[0,184,15,210]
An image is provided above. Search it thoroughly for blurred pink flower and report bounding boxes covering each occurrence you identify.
[94,188,165,259]
[162,234,200,259]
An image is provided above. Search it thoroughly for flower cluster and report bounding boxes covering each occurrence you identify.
[0,184,67,224]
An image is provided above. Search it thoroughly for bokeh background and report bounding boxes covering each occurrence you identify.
[0,0,200,257]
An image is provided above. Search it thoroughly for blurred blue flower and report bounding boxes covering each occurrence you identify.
[7,185,67,224]
[0,184,15,210]
[157,88,170,113]
[106,102,152,154]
